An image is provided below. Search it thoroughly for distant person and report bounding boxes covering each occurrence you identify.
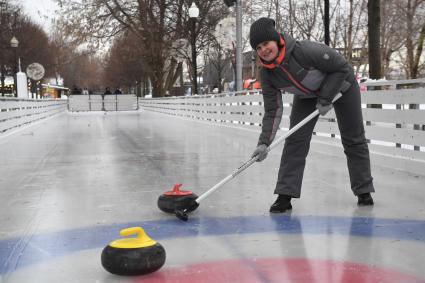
[228,81,235,91]
[104,87,112,95]
[113,87,122,95]
[72,86,81,95]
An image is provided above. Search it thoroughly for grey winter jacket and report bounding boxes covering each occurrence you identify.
[258,32,355,146]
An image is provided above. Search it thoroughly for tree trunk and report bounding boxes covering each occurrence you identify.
[412,22,425,79]
[288,0,294,36]
[151,73,165,97]
[367,0,382,115]
[368,0,382,79]
[0,64,5,96]
[347,0,354,62]
[164,59,183,94]
[324,0,330,45]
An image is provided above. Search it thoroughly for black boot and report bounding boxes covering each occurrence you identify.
[357,193,374,206]
[269,194,292,213]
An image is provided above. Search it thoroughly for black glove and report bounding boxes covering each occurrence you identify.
[252,144,268,162]
[316,99,333,116]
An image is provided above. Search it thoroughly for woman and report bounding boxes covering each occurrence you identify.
[250,18,375,213]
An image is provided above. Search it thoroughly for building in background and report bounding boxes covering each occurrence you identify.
[41,83,70,99]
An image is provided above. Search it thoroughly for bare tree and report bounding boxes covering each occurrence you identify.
[414,22,425,77]
[290,0,322,40]
[49,24,102,91]
[334,0,368,72]
[16,20,55,77]
[248,0,425,79]
[380,1,402,78]
[205,40,231,92]
[53,0,424,83]
[1,2,60,95]
[56,0,227,97]
[399,0,425,78]
[103,32,146,93]
[0,0,20,95]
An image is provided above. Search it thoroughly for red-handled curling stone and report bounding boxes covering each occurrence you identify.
[101,227,166,276]
[157,184,198,213]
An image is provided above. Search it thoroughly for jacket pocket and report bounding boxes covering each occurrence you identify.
[340,80,351,93]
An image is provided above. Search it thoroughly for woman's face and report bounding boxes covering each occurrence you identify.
[256,40,279,62]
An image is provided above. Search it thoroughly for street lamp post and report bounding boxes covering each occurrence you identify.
[189,2,199,95]
[235,0,242,91]
[10,36,19,97]
[0,64,5,97]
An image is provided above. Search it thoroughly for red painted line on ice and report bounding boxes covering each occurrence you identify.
[135,258,425,283]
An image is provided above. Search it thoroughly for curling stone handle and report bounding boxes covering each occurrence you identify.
[173,183,183,192]
[120,227,146,238]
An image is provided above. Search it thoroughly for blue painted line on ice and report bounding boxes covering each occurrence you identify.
[0,214,424,275]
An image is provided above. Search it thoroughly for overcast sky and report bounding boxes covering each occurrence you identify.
[17,0,58,33]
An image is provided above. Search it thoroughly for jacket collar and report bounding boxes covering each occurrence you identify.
[260,35,286,69]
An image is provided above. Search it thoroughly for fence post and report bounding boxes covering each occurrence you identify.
[101,94,105,111]
[89,94,92,111]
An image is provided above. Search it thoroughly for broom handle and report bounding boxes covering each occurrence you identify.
[196,93,342,204]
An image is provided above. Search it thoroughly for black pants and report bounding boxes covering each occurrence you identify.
[275,82,375,197]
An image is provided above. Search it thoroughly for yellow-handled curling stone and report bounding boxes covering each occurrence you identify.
[101,227,166,276]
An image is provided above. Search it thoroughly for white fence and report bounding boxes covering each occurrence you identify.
[1,80,424,175]
[0,94,138,135]
[68,94,138,111]
[139,80,425,176]
[0,97,67,133]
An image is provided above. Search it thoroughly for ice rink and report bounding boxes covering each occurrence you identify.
[0,110,424,282]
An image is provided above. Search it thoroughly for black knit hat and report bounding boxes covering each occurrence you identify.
[249,18,280,49]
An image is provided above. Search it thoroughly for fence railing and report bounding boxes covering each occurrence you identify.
[139,81,425,176]
[0,97,67,134]
[68,94,138,111]
[1,81,424,175]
